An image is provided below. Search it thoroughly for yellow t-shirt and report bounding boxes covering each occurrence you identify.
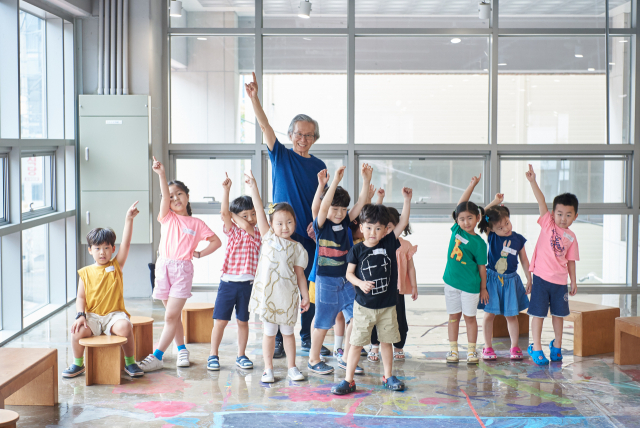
[78,259,129,317]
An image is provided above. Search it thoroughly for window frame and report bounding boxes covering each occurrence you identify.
[20,151,56,220]
[0,154,8,226]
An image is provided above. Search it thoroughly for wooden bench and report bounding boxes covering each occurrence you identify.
[563,301,620,357]
[130,316,154,361]
[0,348,57,410]
[80,336,127,386]
[0,410,19,427]
[181,303,215,344]
[492,313,529,338]
[614,317,640,365]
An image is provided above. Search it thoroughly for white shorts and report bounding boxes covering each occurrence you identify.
[444,284,480,317]
[86,311,131,336]
[263,321,294,337]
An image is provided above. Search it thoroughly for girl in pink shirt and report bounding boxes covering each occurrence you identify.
[138,157,222,372]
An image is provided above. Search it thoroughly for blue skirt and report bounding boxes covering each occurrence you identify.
[477,269,529,317]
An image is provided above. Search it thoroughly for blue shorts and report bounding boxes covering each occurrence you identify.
[527,275,570,318]
[212,280,253,322]
[478,269,529,317]
[314,275,355,330]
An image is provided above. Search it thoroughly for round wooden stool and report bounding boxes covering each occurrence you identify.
[79,336,127,386]
[181,303,215,343]
[130,316,154,361]
[0,410,19,428]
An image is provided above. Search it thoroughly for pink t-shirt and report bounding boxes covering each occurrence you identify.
[529,212,579,285]
[397,237,418,295]
[159,210,216,261]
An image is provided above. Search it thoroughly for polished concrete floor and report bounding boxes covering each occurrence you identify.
[3,293,640,427]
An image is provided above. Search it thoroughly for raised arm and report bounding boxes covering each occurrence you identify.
[318,166,346,228]
[485,193,504,210]
[349,163,373,221]
[244,170,270,236]
[152,156,171,221]
[393,187,413,238]
[375,188,385,205]
[458,174,481,205]
[525,164,548,216]
[312,169,330,220]
[245,72,276,150]
[366,184,376,205]
[220,173,234,233]
[116,201,139,268]
[231,213,256,238]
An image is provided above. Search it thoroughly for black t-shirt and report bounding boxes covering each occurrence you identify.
[347,233,400,309]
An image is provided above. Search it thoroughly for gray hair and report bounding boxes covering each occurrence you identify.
[287,114,320,141]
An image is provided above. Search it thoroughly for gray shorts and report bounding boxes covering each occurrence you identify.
[86,311,130,336]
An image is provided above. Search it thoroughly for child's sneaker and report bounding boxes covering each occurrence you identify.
[482,347,497,360]
[549,340,563,362]
[527,344,549,366]
[261,368,275,383]
[510,346,524,360]
[236,355,253,369]
[207,356,220,371]
[331,380,356,395]
[333,348,344,358]
[467,351,479,364]
[307,361,334,375]
[383,376,405,391]
[336,356,364,374]
[288,367,305,381]
[124,363,144,377]
[176,349,190,367]
[138,354,163,372]
[446,351,459,363]
[62,364,85,378]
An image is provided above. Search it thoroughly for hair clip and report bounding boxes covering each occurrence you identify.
[485,215,490,221]
[267,203,277,215]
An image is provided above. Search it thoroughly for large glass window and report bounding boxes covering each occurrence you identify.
[170,36,255,144]
[19,10,47,139]
[174,157,252,203]
[22,224,49,317]
[169,0,255,28]
[264,0,346,28]
[356,37,489,145]
[263,37,347,145]
[267,155,344,204]
[498,37,607,145]
[21,154,54,216]
[500,0,606,28]
[356,2,488,28]
[610,36,632,145]
[0,155,7,223]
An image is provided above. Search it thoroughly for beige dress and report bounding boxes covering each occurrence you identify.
[249,229,308,326]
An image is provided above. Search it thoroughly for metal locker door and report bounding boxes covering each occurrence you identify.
[80,191,150,244]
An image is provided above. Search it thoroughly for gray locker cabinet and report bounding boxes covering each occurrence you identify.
[79,116,149,191]
[79,95,149,117]
[81,191,150,245]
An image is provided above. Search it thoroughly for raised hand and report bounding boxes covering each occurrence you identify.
[126,201,140,219]
[361,163,373,181]
[245,71,259,100]
[470,173,482,187]
[525,164,536,182]
[367,184,376,200]
[222,172,232,191]
[317,169,329,188]
[377,188,385,199]
[334,165,346,183]
[402,187,413,201]
[152,156,165,175]
[244,170,257,189]
[494,193,504,205]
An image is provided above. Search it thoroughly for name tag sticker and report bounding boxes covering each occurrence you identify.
[272,242,283,251]
[332,225,343,232]
[182,227,196,236]
[503,247,517,256]
[373,248,386,255]
[105,266,115,273]
[563,232,574,242]
[455,234,469,245]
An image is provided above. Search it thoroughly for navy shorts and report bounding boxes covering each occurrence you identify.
[213,280,253,322]
[527,275,570,318]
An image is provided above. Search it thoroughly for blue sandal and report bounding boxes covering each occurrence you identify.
[207,355,220,371]
[236,355,254,369]
[527,344,549,366]
[549,340,563,362]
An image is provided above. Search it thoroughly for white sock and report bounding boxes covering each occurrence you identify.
[335,335,344,350]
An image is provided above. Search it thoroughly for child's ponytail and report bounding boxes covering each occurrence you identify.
[478,206,511,234]
[453,201,483,222]
[167,180,193,216]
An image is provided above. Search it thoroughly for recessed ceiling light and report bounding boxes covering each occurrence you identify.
[588,68,595,71]
[197,37,207,40]
[575,54,583,58]
[498,63,507,66]
[619,40,628,43]
[609,62,616,65]
[451,38,461,44]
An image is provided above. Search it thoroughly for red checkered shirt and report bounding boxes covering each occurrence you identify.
[221,223,262,277]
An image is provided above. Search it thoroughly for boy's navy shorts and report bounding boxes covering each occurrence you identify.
[213,280,253,322]
[528,274,570,318]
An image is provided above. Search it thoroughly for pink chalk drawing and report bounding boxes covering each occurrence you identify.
[112,373,192,395]
[272,385,371,403]
[335,395,367,428]
[135,401,196,418]
[419,397,460,405]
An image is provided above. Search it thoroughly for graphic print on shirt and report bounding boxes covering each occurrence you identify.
[550,227,565,258]
[360,252,392,295]
[450,239,467,265]
[318,239,348,266]
[495,240,511,274]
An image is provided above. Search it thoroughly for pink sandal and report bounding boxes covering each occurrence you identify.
[482,347,497,360]
[510,346,524,360]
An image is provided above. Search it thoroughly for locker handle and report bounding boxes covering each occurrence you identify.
[85,147,89,161]
[86,211,90,225]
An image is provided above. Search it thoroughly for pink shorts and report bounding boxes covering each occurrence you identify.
[153,257,194,300]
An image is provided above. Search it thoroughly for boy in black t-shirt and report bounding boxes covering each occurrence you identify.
[332,186,413,395]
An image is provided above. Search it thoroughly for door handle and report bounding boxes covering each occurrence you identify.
[85,147,89,161]
[86,211,90,225]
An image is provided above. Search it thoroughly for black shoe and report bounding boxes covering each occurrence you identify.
[62,364,85,378]
[320,345,331,356]
[125,363,144,377]
[332,380,356,395]
[301,340,311,352]
[274,341,285,359]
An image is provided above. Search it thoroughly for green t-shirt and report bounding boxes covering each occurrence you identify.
[442,224,488,294]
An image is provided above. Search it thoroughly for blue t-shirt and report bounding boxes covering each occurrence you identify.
[309,228,353,282]
[313,215,352,277]
[269,139,327,240]
[487,231,527,275]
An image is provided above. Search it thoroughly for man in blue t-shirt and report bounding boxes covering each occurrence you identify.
[245,72,327,356]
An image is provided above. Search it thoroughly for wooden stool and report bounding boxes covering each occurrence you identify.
[0,348,57,409]
[493,313,529,338]
[181,303,215,343]
[565,301,620,356]
[0,410,19,427]
[130,316,154,361]
[80,336,127,386]
[614,317,640,365]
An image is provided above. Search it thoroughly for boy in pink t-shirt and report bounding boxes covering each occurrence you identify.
[525,165,580,366]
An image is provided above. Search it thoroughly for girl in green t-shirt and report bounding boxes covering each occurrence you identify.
[442,175,488,365]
